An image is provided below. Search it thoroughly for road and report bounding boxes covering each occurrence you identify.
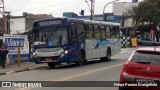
[0,47,137,90]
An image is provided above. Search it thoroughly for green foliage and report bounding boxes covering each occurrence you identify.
[122,0,160,36]
[134,0,160,23]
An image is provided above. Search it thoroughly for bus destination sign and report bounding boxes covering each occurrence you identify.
[37,20,63,26]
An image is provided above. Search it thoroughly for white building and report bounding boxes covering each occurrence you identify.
[10,17,25,34]
[9,12,53,34]
[113,2,139,27]
[113,2,139,16]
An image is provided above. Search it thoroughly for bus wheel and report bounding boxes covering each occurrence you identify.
[75,51,85,66]
[100,49,111,62]
[106,49,111,61]
[47,63,55,68]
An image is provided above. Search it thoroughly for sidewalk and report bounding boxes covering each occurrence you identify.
[0,62,48,76]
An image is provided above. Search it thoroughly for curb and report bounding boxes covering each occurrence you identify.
[0,66,47,76]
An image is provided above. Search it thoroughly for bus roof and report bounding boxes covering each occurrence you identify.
[83,19,120,26]
[33,17,120,26]
[67,17,120,26]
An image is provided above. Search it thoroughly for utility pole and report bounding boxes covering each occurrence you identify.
[0,0,10,34]
[90,0,94,20]
[0,0,6,34]
[2,0,6,34]
[6,11,10,34]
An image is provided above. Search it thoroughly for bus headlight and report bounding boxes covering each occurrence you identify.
[61,50,68,57]
[32,52,37,57]
[64,50,68,54]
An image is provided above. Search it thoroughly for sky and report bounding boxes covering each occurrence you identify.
[3,0,142,17]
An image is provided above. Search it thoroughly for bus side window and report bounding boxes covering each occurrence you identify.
[77,23,85,39]
[100,25,106,40]
[0,39,2,47]
[110,26,116,39]
[94,24,100,39]
[86,24,94,39]
[115,26,120,39]
[105,25,110,39]
[69,22,77,42]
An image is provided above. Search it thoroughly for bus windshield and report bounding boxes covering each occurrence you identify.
[33,27,67,46]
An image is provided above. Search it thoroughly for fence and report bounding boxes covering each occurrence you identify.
[121,36,131,48]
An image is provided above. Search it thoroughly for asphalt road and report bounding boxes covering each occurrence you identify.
[0,47,137,90]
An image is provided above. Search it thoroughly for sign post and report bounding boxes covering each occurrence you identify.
[18,43,20,67]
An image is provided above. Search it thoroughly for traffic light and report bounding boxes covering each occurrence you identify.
[104,13,107,20]
[80,10,84,16]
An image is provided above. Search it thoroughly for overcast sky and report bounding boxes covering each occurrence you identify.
[3,0,141,17]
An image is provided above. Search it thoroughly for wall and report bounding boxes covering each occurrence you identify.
[10,17,25,34]
[8,12,53,34]
[23,12,53,32]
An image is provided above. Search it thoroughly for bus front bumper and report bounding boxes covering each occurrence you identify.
[32,55,68,64]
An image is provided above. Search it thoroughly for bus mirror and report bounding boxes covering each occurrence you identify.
[28,30,33,43]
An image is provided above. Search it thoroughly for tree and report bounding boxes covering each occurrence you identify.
[123,0,160,37]
[136,0,160,24]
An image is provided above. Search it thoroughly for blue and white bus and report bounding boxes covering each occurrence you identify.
[29,17,121,68]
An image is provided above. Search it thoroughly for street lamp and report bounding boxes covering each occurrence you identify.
[103,0,119,20]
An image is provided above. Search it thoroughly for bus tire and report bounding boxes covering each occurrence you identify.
[100,48,111,62]
[75,51,85,66]
[106,48,111,61]
[47,63,55,68]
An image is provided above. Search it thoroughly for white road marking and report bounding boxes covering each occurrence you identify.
[120,51,127,53]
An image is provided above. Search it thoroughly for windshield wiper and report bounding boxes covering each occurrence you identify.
[135,61,151,64]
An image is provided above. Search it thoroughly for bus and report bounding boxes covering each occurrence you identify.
[29,17,121,68]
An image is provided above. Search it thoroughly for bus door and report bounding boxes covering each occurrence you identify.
[69,22,79,61]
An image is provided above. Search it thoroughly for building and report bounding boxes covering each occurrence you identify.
[63,12,121,24]
[9,12,53,34]
[63,12,78,18]
[113,2,139,27]
[113,2,139,37]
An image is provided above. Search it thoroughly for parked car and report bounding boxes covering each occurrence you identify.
[137,38,159,46]
[119,47,160,90]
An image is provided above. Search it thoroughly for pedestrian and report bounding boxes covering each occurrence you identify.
[0,42,9,69]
